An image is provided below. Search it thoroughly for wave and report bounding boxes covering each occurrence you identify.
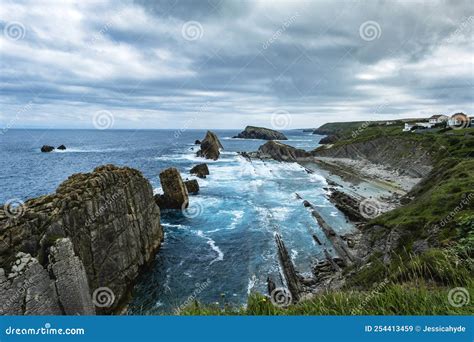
[196,230,224,265]
[247,274,257,295]
[161,223,188,229]
[52,148,127,153]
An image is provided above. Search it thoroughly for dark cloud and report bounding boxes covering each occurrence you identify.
[0,0,472,129]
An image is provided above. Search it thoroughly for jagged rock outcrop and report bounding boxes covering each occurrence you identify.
[196,131,223,160]
[319,135,338,144]
[233,126,287,140]
[190,163,210,178]
[0,164,163,315]
[0,238,95,315]
[155,168,189,209]
[312,137,433,178]
[57,145,66,150]
[250,141,311,162]
[184,180,199,194]
[328,189,365,222]
[194,140,201,145]
[41,145,54,153]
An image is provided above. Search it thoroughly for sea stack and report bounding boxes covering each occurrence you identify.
[190,163,210,178]
[184,179,200,194]
[155,167,189,209]
[196,131,223,160]
[233,126,287,140]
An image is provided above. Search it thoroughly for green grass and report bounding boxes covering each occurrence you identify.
[180,281,474,315]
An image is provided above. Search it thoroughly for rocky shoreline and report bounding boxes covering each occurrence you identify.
[0,165,163,315]
[0,130,224,316]
[237,131,433,302]
[0,126,435,314]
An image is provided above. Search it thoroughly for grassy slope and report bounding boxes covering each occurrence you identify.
[181,123,474,315]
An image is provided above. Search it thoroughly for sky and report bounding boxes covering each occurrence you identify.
[0,0,473,130]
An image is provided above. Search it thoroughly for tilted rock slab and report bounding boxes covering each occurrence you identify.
[0,165,163,315]
[155,167,189,209]
[196,131,223,160]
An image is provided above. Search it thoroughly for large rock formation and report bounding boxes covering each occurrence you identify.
[233,126,287,140]
[155,168,189,209]
[250,141,311,162]
[190,163,210,178]
[0,165,163,315]
[312,136,433,178]
[196,131,223,160]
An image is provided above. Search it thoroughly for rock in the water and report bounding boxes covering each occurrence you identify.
[57,145,67,150]
[194,140,201,145]
[252,141,311,162]
[233,126,287,140]
[0,164,163,315]
[190,163,210,178]
[41,145,54,153]
[155,167,189,209]
[184,179,199,194]
[196,131,223,160]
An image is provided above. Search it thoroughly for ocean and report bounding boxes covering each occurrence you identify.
[0,129,354,314]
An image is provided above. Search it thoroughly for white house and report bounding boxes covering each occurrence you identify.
[429,115,449,124]
[403,123,414,132]
[403,122,435,132]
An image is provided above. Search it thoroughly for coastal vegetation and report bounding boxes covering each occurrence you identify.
[181,122,474,315]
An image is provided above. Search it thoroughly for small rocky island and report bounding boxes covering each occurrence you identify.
[233,126,287,140]
[246,140,311,162]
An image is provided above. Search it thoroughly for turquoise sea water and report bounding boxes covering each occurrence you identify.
[0,129,353,313]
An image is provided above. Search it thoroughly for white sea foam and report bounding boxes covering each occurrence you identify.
[53,148,127,153]
[291,249,298,260]
[208,239,224,264]
[269,207,292,221]
[247,274,257,295]
[196,230,224,265]
[217,209,244,230]
[161,223,187,229]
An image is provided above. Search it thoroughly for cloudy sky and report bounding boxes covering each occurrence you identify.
[0,0,473,129]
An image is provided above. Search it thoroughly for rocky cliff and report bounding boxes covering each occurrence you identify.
[233,126,287,140]
[0,165,163,315]
[312,136,433,178]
